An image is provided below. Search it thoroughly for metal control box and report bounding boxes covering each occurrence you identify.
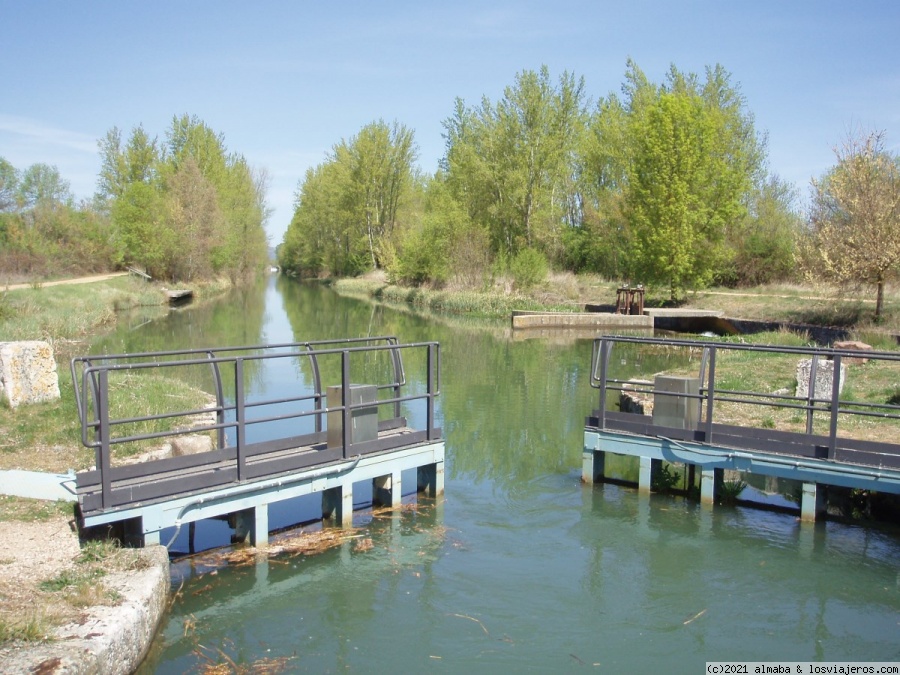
[652,375,700,430]
[326,384,378,448]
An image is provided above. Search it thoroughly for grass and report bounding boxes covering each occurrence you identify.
[0,496,74,523]
[0,536,153,646]
[0,274,236,344]
[334,274,900,335]
[685,282,900,332]
[0,275,227,473]
[37,540,146,614]
[334,271,619,318]
[719,480,748,505]
[0,362,217,472]
[0,614,50,643]
[0,276,167,344]
[642,329,900,444]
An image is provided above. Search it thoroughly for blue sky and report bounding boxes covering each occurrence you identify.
[2,1,898,243]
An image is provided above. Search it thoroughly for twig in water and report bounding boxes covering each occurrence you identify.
[683,608,707,625]
[448,612,489,635]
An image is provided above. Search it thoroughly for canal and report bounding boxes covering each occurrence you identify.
[93,276,899,672]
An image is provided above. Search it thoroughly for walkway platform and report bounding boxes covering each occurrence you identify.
[583,336,900,520]
[71,337,443,547]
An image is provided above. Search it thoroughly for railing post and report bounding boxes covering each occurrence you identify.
[390,339,403,420]
[308,346,323,434]
[704,347,716,444]
[207,352,226,450]
[341,350,351,459]
[235,359,246,481]
[427,343,435,440]
[598,340,611,429]
[829,353,841,459]
[806,355,819,435]
[98,369,112,510]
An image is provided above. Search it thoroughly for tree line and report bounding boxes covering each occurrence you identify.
[279,61,900,318]
[1,114,270,284]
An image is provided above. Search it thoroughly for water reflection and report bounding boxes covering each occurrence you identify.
[139,498,445,673]
[113,277,900,671]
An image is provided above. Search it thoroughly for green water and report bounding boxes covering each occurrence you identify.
[98,277,898,673]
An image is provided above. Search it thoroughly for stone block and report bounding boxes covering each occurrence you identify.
[832,340,872,365]
[796,359,846,400]
[0,341,61,408]
[619,379,654,415]
[171,434,214,456]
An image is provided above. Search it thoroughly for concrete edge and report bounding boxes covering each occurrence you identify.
[0,470,78,502]
[1,545,170,675]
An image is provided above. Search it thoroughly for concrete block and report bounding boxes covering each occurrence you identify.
[796,359,846,400]
[171,434,213,456]
[832,340,872,365]
[0,340,61,408]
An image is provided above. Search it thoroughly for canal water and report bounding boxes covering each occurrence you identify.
[93,277,898,672]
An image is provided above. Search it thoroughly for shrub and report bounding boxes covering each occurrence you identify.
[509,248,548,291]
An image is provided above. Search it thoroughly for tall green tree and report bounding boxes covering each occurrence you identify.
[165,156,223,281]
[96,115,269,283]
[342,120,417,268]
[96,125,160,210]
[112,180,170,278]
[607,62,763,299]
[280,120,417,277]
[443,66,588,260]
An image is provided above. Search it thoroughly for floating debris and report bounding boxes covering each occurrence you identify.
[194,641,295,674]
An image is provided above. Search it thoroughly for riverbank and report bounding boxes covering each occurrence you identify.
[0,526,169,675]
[0,273,238,668]
[332,273,900,343]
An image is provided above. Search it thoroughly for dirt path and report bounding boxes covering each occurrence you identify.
[697,288,875,304]
[3,272,129,292]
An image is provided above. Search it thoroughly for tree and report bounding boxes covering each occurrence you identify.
[96,125,160,209]
[280,120,418,277]
[621,63,762,300]
[342,120,417,269]
[0,157,18,212]
[165,156,223,281]
[723,175,801,286]
[805,130,900,321]
[442,66,588,260]
[17,163,72,211]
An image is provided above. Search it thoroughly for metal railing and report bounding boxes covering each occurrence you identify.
[72,337,441,512]
[589,336,900,469]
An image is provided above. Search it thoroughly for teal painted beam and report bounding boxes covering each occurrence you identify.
[80,441,445,542]
[584,430,900,495]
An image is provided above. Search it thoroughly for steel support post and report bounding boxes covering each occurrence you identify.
[417,461,444,497]
[582,449,605,484]
[323,484,353,527]
[373,471,402,508]
[233,506,269,547]
[800,482,826,522]
[638,456,657,494]
[700,468,723,505]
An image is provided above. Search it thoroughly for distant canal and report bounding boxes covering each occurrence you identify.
[92,276,899,672]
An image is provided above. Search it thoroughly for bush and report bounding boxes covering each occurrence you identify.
[509,248,548,290]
